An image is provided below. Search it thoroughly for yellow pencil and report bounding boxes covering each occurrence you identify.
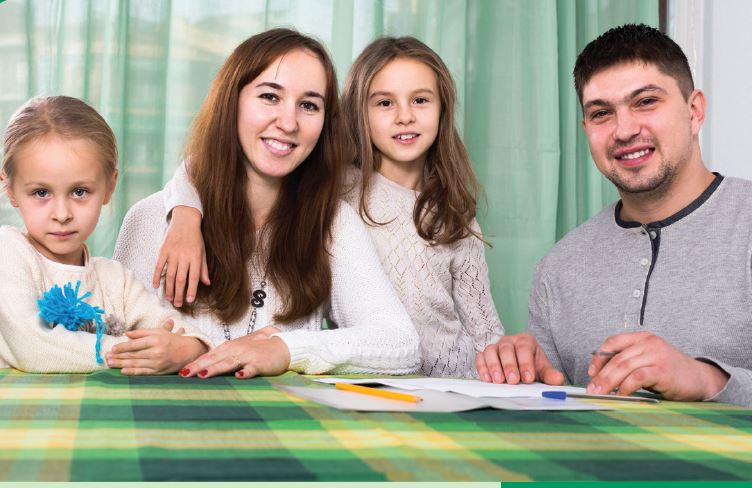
[335,383,423,403]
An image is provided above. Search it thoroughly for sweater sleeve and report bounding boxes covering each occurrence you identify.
[0,230,127,373]
[698,359,752,407]
[113,192,169,298]
[114,261,213,350]
[162,160,203,218]
[450,221,504,352]
[111,195,212,349]
[274,203,420,375]
[526,261,569,382]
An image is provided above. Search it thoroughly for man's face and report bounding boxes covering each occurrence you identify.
[581,61,704,196]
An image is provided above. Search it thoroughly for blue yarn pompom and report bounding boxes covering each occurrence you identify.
[37,281,106,364]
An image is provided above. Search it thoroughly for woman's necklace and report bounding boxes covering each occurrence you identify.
[223,278,267,341]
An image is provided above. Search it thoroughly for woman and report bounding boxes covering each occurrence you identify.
[112,28,419,378]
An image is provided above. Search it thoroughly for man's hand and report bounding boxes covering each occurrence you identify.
[476,333,565,385]
[588,331,730,400]
[153,206,209,307]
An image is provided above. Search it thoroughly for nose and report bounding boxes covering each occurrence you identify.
[52,197,73,224]
[395,103,415,125]
[275,102,298,133]
[614,109,640,142]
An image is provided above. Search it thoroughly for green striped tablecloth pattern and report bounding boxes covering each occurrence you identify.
[0,369,750,481]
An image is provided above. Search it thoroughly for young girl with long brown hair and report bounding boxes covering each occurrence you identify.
[339,37,504,377]
[112,29,419,379]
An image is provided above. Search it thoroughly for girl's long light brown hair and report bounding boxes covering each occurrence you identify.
[184,28,345,324]
[342,37,481,246]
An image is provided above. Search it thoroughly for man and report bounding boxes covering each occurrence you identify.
[477,24,752,407]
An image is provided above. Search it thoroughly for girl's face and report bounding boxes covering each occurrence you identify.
[367,57,441,175]
[237,48,327,189]
[4,135,116,265]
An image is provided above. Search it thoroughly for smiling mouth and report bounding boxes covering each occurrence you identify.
[393,133,419,144]
[617,148,653,160]
[262,138,297,154]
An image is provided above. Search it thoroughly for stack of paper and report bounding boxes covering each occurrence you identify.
[278,378,614,412]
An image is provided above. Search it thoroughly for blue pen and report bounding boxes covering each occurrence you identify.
[542,390,567,400]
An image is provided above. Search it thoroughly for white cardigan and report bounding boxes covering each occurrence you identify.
[112,181,420,375]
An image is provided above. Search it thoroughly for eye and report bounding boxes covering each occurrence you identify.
[376,99,392,108]
[589,109,611,121]
[636,97,657,107]
[32,189,49,199]
[414,97,429,105]
[72,188,89,198]
[300,100,320,112]
[259,93,279,103]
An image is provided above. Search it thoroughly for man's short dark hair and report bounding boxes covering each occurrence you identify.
[573,23,694,107]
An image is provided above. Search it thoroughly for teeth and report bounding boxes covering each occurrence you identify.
[265,139,292,151]
[620,149,650,160]
[395,134,416,141]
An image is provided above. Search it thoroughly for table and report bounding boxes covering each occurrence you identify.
[0,369,750,481]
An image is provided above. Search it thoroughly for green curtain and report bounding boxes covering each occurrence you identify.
[0,0,657,334]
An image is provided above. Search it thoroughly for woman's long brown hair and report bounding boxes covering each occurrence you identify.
[342,37,482,246]
[183,28,345,324]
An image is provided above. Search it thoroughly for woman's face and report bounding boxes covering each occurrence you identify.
[237,48,327,187]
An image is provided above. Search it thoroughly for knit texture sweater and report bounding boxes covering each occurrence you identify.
[0,226,211,373]
[528,175,752,407]
[342,168,504,378]
[113,185,421,375]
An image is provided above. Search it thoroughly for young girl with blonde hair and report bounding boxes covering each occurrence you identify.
[0,96,211,373]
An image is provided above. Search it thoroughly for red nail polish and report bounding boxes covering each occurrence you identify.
[179,368,190,377]
[198,369,208,377]
[236,371,245,377]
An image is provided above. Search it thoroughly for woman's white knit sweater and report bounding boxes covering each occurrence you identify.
[151,163,501,378]
[0,226,211,373]
[112,178,420,375]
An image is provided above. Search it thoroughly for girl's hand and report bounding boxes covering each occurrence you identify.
[106,320,209,375]
[153,206,209,307]
[180,332,290,379]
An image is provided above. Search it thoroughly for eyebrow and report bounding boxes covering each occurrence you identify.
[22,180,98,188]
[368,88,436,100]
[255,81,325,100]
[583,84,666,111]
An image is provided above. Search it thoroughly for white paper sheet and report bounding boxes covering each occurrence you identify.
[281,385,610,412]
[316,377,586,398]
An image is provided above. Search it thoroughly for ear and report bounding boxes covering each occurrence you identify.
[103,169,118,205]
[0,171,18,208]
[688,89,706,136]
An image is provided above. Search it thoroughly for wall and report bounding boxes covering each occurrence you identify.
[669,0,752,180]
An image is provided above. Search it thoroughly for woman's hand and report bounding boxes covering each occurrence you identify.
[153,206,209,307]
[179,330,290,379]
[106,320,209,375]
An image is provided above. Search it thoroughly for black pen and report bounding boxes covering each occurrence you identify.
[590,350,616,358]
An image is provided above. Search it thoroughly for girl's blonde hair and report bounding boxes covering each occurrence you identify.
[2,96,118,181]
[342,36,481,245]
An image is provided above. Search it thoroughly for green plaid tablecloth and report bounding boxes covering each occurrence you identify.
[0,368,750,481]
